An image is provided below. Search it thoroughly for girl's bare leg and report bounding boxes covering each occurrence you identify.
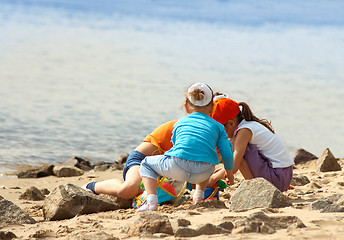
[95,166,142,199]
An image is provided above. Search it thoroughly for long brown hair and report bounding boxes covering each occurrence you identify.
[237,102,275,133]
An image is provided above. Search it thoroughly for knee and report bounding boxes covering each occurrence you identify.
[117,182,141,199]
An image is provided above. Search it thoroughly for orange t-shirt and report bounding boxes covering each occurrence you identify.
[143,120,178,154]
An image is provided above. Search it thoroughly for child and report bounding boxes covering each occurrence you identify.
[137,83,234,212]
[211,97,294,192]
[84,119,178,199]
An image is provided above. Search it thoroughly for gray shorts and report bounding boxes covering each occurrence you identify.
[139,155,214,184]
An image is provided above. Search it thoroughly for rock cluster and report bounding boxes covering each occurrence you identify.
[16,154,128,178]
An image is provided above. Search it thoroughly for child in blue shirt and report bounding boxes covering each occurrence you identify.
[138,83,234,212]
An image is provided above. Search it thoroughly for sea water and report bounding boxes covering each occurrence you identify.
[1,0,343,176]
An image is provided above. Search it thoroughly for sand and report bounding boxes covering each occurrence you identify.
[1,159,344,240]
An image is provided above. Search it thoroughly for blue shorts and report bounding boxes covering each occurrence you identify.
[122,150,146,180]
[139,155,215,184]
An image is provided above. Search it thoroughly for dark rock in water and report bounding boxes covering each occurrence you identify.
[17,164,54,178]
[128,212,174,237]
[230,178,292,212]
[316,148,341,172]
[0,231,17,240]
[62,156,93,171]
[294,148,318,164]
[53,166,84,177]
[19,186,45,201]
[290,175,311,186]
[0,197,36,224]
[43,184,132,221]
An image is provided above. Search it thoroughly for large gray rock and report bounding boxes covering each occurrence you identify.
[0,197,36,224]
[316,148,341,172]
[293,148,317,164]
[43,184,132,221]
[53,166,84,177]
[230,178,292,212]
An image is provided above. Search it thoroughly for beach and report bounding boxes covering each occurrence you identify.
[1,150,344,239]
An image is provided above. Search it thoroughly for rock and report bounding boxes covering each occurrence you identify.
[92,161,115,172]
[73,231,119,240]
[29,229,57,239]
[218,221,235,231]
[128,212,174,237]
[230,178,292,212]
[316,148,341,172]
[177,218,191,227]
[40,188,50,195]
[196,223,231,235]
[233,221,275,234]
[290,175,310,186]
[53,166,84,177]
[174,223,231,237]
[43,184,132,221]
[310,194,344,212]
[115,153,129,165]
[0,231,17,240]
[294,148,318,164]
[0,197,36,224]
[232,211,305,234]
[19,186,45,201]
[310,199,344,212]
[16,164,54,178]
[62,156,93,171]
[174,227,199,237]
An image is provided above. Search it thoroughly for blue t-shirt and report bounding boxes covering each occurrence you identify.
[165,112,234,170]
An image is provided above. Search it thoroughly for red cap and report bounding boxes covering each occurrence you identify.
[211,98,240,124]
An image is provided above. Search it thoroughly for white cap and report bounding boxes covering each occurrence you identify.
[187,82,213,107]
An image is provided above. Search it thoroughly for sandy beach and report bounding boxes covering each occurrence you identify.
[1,152,344,240]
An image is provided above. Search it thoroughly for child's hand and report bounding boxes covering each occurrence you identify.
[225,170,235,185]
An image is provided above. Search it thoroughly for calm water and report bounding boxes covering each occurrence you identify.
[1,0,344,176]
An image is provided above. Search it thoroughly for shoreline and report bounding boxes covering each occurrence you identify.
[1,154,344,239]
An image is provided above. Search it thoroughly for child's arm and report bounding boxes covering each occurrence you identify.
[207,168,226,187]
[231,128,252,174]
